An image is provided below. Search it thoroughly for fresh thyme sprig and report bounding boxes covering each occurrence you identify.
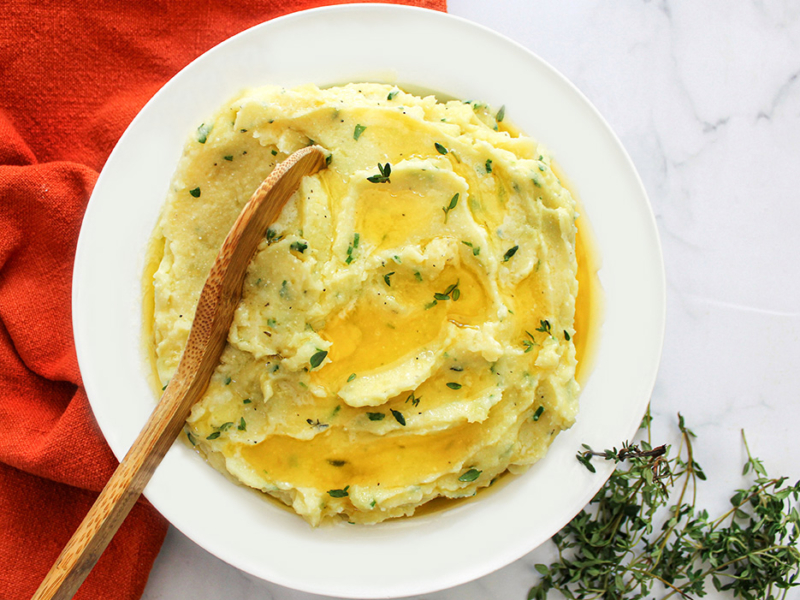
[529,414,800,600]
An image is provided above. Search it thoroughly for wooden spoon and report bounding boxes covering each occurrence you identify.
[32,145,327,600]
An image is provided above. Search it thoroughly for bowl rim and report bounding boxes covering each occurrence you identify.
[72,4,666,598]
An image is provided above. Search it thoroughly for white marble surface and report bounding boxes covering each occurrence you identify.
[141,1,800,598]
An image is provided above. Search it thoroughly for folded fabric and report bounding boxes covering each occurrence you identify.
[0,0,446,598]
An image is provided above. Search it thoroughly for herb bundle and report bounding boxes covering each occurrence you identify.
[529,415,800,600]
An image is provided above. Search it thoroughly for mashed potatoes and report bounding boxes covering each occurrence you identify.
[149,83,580,525]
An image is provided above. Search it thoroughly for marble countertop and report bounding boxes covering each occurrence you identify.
[141,1,800,598]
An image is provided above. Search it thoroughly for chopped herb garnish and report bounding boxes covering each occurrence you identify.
[217,422,234,431]
[238,417,247,431]
[325,153,332,166]
[327,486,350,498]
[345,233,360,264]
[223,155,233,162]
[496,105,506,122]
[406,392,421,407]
[536,319,552,334]
[434,142,448,155]
[310,350,328,369]
[532,406,545,421]
[564,330,571,341]
[271,149,278,156]
[223,376,232,385]
[485,158,493,173]
[462,240,481,256]
[366,162,391,184]
[370,499,377,508]
[206,431,221,440]
[328,459,346,467]
[196,123,212,144]
[424,300,438,310]
[503,245,519,262]
[432,279,460,304]
[414,271,423,282]
[186,431,197,445]
[162,382,168,391]
[290,240,308,253]
[189,187,201,198]
[442,192,459,222]
[266,228,278,243]
[459,468,482,482]
[446,382,462,390]
[347,373,357,383]
[243,399,252,404]
[383,271,395,287]
[390,409,406,426]
[367,412,385,421]
[353,124,367,140]
[523,331,538,353]
[387,90,399,101]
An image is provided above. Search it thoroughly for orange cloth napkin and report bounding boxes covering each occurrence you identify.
[0,1,446,598]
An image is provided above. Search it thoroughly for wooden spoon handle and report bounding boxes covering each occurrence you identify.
[32,145,327,600]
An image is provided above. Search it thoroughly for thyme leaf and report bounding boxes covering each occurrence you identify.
[459,468,482,482]
[503,245,519,262]
[196,123,212,144]
[367,162,391,184]
[290,240,308,253]
[390,409,406,426]
[309,350,328,369]
[327,486,349,498]
[443,193,459,222]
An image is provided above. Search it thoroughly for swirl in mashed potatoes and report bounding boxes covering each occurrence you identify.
[149,83,580,525]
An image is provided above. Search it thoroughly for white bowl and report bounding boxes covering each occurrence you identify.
[72,4,665,598]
